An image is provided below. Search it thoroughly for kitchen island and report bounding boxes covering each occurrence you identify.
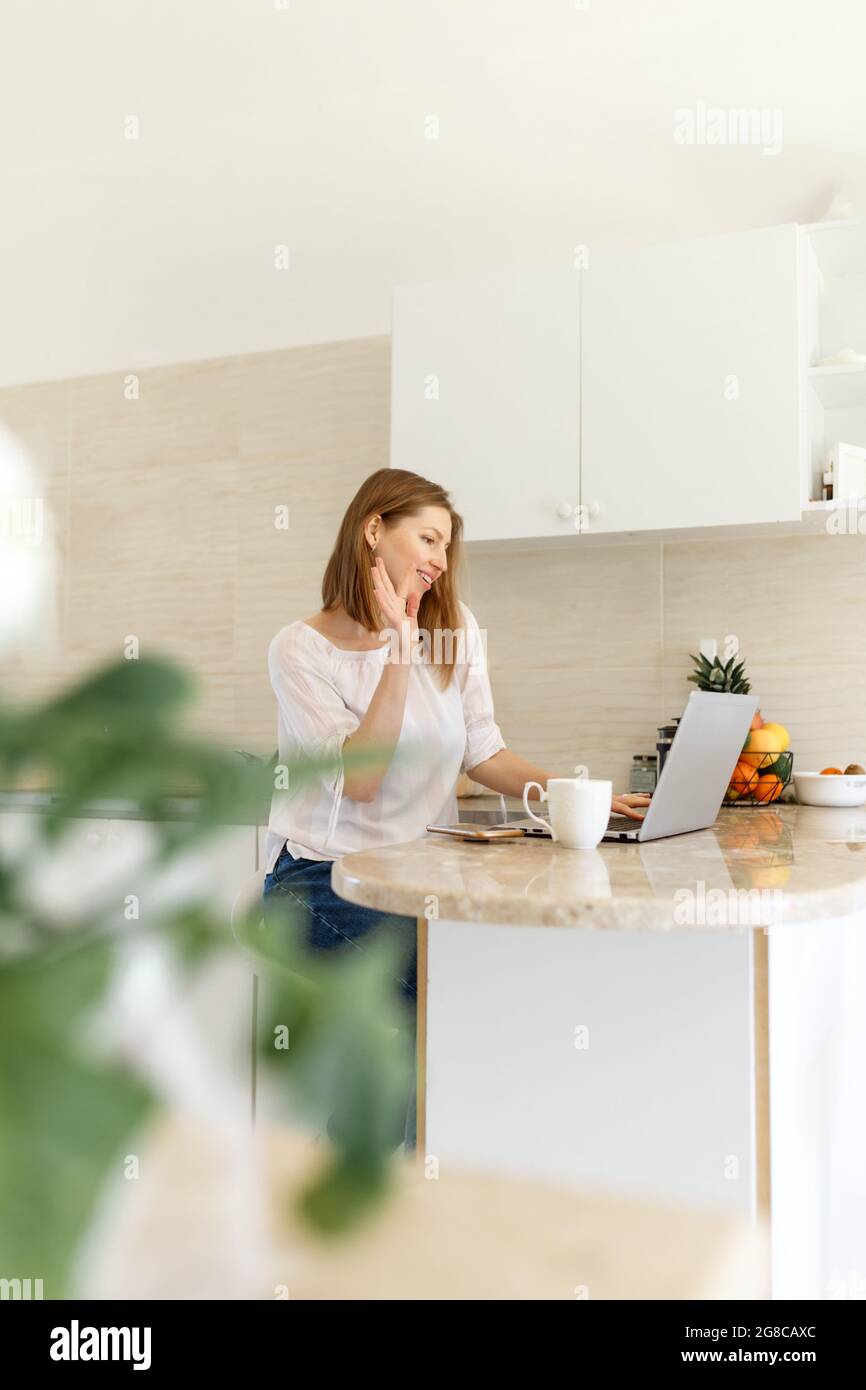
[332,801,866,1300]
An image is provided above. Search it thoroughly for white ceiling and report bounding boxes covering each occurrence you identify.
[2,0,865,387]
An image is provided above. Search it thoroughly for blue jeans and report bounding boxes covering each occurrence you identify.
[261,844,418,1149]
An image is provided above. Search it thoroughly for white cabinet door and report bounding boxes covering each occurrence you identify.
[391,266,581,542]
[0,810,257,938]
[115,820,258,932]
[580,224,801,534]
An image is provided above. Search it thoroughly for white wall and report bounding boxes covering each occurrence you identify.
[3,0,866,386]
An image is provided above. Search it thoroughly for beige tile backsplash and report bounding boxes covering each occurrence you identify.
[2,335,864,791]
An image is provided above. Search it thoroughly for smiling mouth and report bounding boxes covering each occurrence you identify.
[416,570,434,588]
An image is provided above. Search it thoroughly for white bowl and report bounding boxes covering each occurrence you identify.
[794,772,866,808]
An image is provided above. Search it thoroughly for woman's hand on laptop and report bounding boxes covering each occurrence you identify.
[612,792,652,820]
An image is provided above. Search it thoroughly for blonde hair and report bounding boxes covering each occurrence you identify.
[321,468,465,689]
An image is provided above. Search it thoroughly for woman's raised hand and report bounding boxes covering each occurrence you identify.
[371,556,421,640]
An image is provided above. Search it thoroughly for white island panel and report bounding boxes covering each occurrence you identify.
[426,918,756,1214]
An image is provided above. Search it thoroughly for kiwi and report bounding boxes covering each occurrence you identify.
[845,763,866,775]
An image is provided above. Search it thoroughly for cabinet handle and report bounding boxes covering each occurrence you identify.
[574,501,601,533]
[556,500,575,519]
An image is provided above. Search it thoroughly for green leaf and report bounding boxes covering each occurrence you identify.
[0,941,153,1296]
[0,647,423,1269]
[296,1150,390,1236]
[259,928,413,1160]
[39,655,195,730]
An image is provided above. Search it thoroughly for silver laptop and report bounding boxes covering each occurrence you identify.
[509,691,759,843]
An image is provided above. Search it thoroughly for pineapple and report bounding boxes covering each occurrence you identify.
[688,651,751,694]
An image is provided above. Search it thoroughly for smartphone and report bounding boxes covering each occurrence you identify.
[426,823,526,841]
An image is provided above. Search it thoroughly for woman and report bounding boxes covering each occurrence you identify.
[261,468,649,1143]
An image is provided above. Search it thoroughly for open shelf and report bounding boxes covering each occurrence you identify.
[801,222,866,506]
[807,363,866,408]
[802,219,866,277]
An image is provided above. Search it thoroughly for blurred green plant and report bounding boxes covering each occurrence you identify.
[0,654,416,1295]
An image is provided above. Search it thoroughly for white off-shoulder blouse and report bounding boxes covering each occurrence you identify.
[263,600,506,872]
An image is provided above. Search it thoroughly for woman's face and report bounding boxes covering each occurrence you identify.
[366,506,452,599]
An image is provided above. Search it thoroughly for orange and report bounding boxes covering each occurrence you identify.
[741,751,782,772]
[728,759,760,799]
[754,773,783,803]
[820,767,843,776]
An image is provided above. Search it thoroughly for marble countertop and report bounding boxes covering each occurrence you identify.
[332,802,866,930]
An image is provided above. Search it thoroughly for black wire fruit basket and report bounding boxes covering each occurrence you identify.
[723,751,794,806]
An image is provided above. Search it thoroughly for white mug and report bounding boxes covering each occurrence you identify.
[523,777,612,850]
